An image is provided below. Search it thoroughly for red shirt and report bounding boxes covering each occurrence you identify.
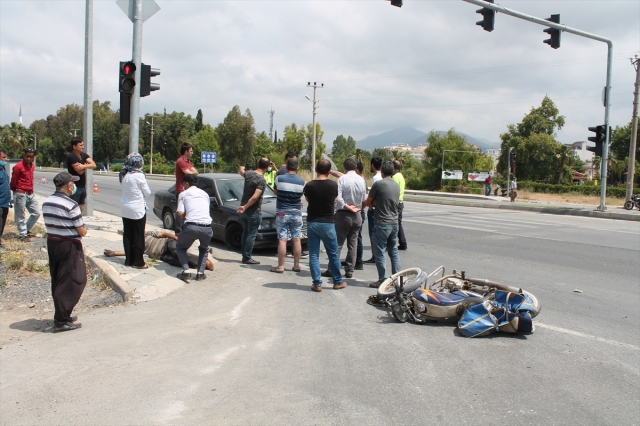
[175,156,192,194]
[10,160,35,193]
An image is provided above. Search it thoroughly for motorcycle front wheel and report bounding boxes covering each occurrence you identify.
[624,200,634,210]
[377,268,423,298]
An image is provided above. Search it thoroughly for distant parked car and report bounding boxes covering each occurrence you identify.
[153,173,307,250]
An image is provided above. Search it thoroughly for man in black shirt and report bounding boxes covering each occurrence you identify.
[303,159,344,292]
[66,137,96,214]
[237,158,269,265]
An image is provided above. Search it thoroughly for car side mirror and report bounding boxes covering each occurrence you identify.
[210,197,219,207]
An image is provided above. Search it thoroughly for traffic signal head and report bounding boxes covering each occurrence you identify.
[119,61,136,95]
[543,15,561,49]
[140,64,161,97]
[587,125,605,157]
[390,0,402,7]
[476,0,495,32]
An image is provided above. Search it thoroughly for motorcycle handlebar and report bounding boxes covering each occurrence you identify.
[465,278,521,294]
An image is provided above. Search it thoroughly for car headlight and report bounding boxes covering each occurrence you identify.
[259,218,275,230]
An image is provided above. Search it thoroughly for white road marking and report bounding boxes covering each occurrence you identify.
[230,297,251,326]
[201,346,243,375]
[404,219,497,233]
[536,322,640,351]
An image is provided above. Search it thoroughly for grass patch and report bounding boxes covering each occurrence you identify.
[2,251,24,270]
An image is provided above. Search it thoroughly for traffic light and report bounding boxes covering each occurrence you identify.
[476,0,495,32]
[587,125,605,157]
[119,61,136,95]
[510,150,516,163]
[140,64,161,97]
[389,0,402,7]
[543,14,561,49]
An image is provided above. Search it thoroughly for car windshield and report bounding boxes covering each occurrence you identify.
[216,178,276,203]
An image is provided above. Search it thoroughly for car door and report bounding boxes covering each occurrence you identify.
[196,177,225,242]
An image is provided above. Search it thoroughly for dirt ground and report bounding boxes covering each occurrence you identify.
[516,189,626,207]
[0,214,124,343]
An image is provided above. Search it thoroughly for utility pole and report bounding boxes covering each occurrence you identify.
[83,0,94,216]
[268,108,275,141]
[307,82,323,179]
[507,147,512,198]
[146,115,157,174]
[626,55,639,203]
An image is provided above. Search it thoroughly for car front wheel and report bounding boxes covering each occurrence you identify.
[163,208,176,231]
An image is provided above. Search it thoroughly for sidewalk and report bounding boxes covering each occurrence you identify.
[33,195,223,303]
[404,190,640,222]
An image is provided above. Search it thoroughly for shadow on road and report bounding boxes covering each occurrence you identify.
[9,318,52,333]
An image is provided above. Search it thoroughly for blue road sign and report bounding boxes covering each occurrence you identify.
[201,151,217,164]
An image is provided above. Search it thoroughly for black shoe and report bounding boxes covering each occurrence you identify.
[177,271,192,283]
[364,257,376,264]
[344,272,353,279]
[355,263,364,270]
[321,269,332,277]
[69,315,78,323]
[242,259,260,265]
[53,322,82,333]
[195,273,206,281]
[398,245,408,250]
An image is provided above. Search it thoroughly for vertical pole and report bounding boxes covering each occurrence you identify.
[150,116,154,174]
[83,0,94,216]
[128,0,143,154]
[597,43,614,211]
[625,57,639,202]
[507,148,512,198]
[311,85,317,180]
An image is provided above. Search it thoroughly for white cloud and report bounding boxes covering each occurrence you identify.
[1,0,638,147]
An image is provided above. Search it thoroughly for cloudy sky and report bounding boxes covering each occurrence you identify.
[1,0,639,147]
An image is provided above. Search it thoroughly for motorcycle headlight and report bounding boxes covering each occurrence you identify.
[417,302,426,312]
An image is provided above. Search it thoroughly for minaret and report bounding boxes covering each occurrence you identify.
[19,105,23,125]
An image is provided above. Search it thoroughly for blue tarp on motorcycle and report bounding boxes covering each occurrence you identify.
[457,291,535,338]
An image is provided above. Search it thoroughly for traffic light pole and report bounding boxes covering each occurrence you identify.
[83,0,94,216]
[462,0,614,210]
[128,0,143,154]
[307,82,323,180]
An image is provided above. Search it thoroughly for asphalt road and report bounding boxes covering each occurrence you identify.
[3,171,639,425]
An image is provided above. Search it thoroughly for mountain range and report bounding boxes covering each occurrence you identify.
[356,126,498,152]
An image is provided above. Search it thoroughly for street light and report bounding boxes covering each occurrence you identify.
[145,115,159,174]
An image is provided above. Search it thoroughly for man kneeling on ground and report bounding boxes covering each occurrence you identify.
[104,229,214,271]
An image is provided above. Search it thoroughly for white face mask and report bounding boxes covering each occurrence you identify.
[267,167,272,172]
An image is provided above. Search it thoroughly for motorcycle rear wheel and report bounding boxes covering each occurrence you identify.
[377,268,423,298]
[624,200,634,210]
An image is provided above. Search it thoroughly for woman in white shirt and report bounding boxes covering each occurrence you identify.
[119,153,151,268]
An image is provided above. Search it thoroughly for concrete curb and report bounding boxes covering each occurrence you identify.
[84,250,135,302]
[405,195,640,222]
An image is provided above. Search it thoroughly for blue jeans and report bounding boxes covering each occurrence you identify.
[372,224,401,282]
[367,207,375,257]
[240,210,261,262]
[307,222,342,287]
[14,193,40,237]
[356,210,365,265]
[485,184,491,196]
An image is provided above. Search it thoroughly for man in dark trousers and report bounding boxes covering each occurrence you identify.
[0,149,11,248]
[66,137,96,214]
[364,156,382,264]
[175,174,213,283]
[364,161,401,288]
[42,172,87,332]
[237,158,269,265]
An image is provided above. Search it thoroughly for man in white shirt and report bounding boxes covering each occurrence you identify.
[175,174,213,283]
[364,156,382,264]
[510,178,518,202]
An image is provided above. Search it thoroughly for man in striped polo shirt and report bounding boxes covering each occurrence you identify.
[42,172,87,333]
[270,158,305,273]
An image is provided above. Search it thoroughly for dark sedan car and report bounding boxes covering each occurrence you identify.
[153,173,307,250]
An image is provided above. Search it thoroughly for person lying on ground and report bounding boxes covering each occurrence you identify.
[104,230,214,271]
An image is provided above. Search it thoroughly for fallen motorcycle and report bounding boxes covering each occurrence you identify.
[368,266,541,337]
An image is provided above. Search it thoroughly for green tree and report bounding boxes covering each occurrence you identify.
[46,103,84,164]
[195,109,203,133]
[301,123,325,171]
[498,96,568,182]
[155,111,195,161]
[93,100,124,166]
[190,124,221,170]
[610,121,640,160]
[280,123,306,158]
[216,105,256,170]
[35,137,56,166]
[0,122,31,156]
[331,134,356,162]
[253,131,275,165]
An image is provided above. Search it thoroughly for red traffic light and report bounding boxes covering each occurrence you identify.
[121,61,136,76]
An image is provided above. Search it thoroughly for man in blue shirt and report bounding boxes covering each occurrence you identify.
[271,158,305,273]
[0,149,11,248]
